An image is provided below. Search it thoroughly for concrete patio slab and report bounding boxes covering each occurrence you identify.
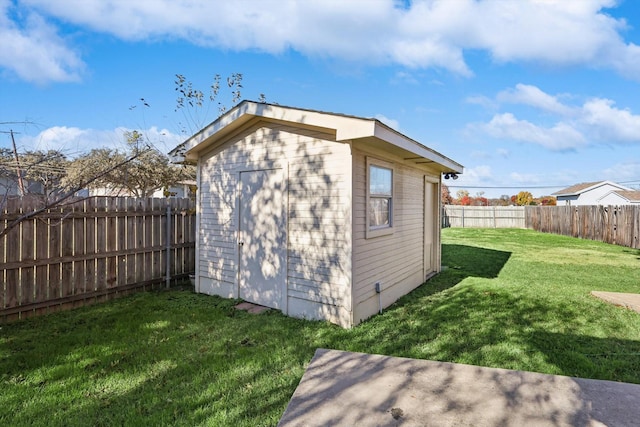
[278,349,640,427]
[591,291,640,313]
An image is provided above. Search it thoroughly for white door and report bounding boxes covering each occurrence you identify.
[238,169,286,309]
[424,179,437,277]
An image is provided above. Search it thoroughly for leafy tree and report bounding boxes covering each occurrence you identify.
[459,195,472,206]
[441,183,452,204]
[498,195,511,206]
[538,196,557,206]
[0,148,68,199]
[474,191,487,206]
[63,131,193,198]
[474,196,489,206]
[455,189,469,203]
[21,150,68,197]
[515,191,534,206]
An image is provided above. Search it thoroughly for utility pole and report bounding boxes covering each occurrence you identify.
[10,130,26,196]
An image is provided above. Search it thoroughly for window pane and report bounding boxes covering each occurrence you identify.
[369,197,390,227]
[370,165,392,195]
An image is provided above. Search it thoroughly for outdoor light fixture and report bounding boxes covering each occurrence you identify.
[443,173,459,180]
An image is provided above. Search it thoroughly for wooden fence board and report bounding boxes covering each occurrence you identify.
[73,200,86,300]
[140,199,153,281]
[61,205,74,299]
[84,198,97,294]
[525,205,640,249]
[35,212,49,316]
[135,198,146,284]
[152,198,162,282]
[20,206,34,308]
[47,206,61,303]
[126,198,137,286]
[106,197,117,289]
[1,196,196,321]
[442,206,526,228]
[116,198,127,289]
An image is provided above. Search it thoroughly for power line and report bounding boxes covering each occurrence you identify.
[447,185,566,189]
[447,179,640,190]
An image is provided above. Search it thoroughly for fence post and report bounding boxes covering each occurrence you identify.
[461,206,465,228]
[493,206,496,228]
[166,203,171,289]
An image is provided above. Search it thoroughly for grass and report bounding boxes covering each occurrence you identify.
[2,228,640,426]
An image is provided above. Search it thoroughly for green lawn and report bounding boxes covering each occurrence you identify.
[2,228,640,426]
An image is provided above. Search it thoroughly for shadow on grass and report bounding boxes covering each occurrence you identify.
[0,291,312,426]
[2,243,640,426]
[276,243,640,426]
[441,243,512,279]
[345,243,640,383]
[621,247,640,260]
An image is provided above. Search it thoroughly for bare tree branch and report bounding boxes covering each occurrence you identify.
[0,149,149,239]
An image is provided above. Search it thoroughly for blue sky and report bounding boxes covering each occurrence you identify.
[2,0,640,198]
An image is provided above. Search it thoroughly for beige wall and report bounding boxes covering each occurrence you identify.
[351,142,441,325]
[197,120,353,326]
[196,120,442,328]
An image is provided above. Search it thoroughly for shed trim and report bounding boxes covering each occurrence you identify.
[170,101,463,175]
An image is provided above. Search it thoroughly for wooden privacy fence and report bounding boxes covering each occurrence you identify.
[1,196,196,322]
[442,206,526,228]
[525,205,640,249]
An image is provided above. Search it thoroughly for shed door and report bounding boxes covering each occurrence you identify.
[238,169,285,309]
[424,179,438,277]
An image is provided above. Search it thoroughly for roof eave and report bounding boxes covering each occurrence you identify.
[169,101,464,173]
[370,121,463,173]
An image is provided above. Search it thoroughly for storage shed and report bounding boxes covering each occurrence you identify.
[170,101,463,327]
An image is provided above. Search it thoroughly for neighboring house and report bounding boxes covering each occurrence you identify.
[598,190,640,205]
[169,101,463,327]
[150,180,197,199]
[0,175,44,196]
[88,181,196,198]
[553,181,634,206]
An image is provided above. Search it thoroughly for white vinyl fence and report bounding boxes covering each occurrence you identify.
[442,206,526,228]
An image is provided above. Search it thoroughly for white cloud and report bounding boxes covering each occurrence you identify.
[497,84,575,116]
[581,98,640,142]
[496,148,510,158]
[454,165,493,187]
[601,161,640,182]
[473,84,640,150]
[18,126,182,156]
[477,113,587,151]
[509,172,542,184]
[466,95,498,111]
[391,71,419,85]
[5,0,639,83]
[470,150,490,159]
[0,0,84,83]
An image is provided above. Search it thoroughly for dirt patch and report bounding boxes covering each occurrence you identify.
[591,291,640,313]
[234,302,271,314]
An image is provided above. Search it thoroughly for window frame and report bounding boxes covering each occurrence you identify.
[366,157,394,239]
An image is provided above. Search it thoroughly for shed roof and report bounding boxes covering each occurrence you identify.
[169,100,463,174]
[552,181,631,196]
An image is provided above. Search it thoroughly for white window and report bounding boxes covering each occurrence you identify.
[366,158,394,238]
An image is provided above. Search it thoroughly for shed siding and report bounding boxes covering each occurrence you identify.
[198,121,353,326]
[352,144,435,324]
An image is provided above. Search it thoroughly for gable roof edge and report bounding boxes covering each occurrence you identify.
[169,100,463,173]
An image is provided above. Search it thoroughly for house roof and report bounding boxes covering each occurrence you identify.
[552,181,632,196]
[613,191,640,202]
[169,100,463,174]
